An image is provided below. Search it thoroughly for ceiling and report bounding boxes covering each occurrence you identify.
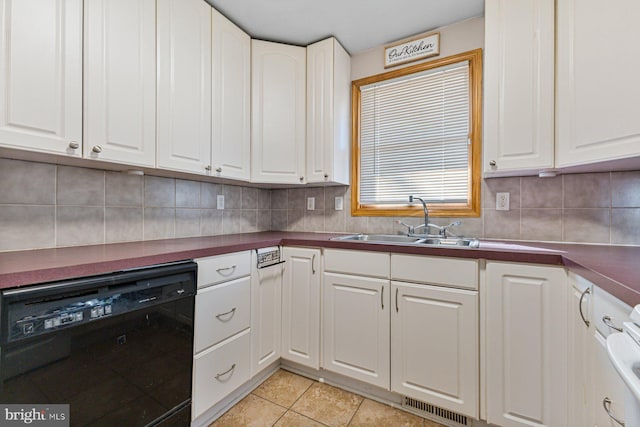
[205,0,485,54]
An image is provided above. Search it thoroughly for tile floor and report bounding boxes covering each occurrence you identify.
[210,369,447,427]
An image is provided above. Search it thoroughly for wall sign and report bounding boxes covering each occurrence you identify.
[384,32,440,68]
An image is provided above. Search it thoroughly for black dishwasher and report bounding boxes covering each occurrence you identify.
[0,261,197,427]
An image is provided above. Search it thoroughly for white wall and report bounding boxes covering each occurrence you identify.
[351,16,484,81]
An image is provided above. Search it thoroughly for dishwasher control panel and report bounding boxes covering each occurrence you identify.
[2,262,197,343]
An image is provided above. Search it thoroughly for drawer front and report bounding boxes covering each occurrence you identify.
[324,249,390,278]
[592,285,631,337]
[391,254,478,290]
[192,329,251,420]
[196,251,251,288]
[194,276,251,352]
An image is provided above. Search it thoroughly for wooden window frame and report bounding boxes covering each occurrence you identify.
[351,48,482,217]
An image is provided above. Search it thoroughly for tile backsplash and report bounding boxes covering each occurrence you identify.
[1,157,639,251]
[270,171,640,246]
[0,158,270,251]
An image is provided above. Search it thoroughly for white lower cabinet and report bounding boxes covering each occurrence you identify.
[250,251,283,376]
[323,272,390,389]
[391,281,478,418]
[194,276,250,354]
[568,272,591,427]
[192,329,251,419]
[193,252,251,422]
[281,247,321,369]
[485,261,568,427]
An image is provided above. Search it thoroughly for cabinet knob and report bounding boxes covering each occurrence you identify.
[216,167,222,173]
[68,141,79,150]
[299,176,304,182]
[489,160,497,167]
[92,145,102,154]
[205,165,212,171]
[324,173,329,179]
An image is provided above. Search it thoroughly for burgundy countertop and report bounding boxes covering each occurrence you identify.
[0,231,638,306]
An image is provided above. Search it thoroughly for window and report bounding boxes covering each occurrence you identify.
[351,49,482,217]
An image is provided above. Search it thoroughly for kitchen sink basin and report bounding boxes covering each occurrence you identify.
[332,234,425,243]
[421,237,480,248]
[331,234,480,248]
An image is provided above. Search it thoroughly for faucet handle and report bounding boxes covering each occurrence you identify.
[440,221,462,237]
[395,220,415,235]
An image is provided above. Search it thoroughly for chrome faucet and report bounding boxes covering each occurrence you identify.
[409,195,429,234]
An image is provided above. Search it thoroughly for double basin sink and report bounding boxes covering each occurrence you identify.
[331,234,480,248]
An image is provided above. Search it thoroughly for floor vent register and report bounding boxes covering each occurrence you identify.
[402,396,468,427]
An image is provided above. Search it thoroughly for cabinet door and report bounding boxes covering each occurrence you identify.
[391,282,478,418]
[323,272,390,389]
[251,40,306,184]
[485,262,568,427]
[483,0,554,175]
[250,255,282,376]
[211,9,250,181]
[556,0,640,167]
[84,0,155,167]
[306,37,350,185]
[0,0,82,156]
[567,274,592,427]
[157,0,211,174]
[281,247,321,369]
[192,329,251,420]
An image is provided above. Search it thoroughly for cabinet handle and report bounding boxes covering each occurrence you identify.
[216,265,237,276]
[205,165,212,171]
[215,363,236,381]
[578,288,590,327]
[68,141,79,149]
[602,315,623,332]
[603,397,625,426]
[395,288,399,313]
[215,307,236,321]
[311,254,316,274]
[489,160,496,167]
[381,286,384,310]
[216,167,222,173]
[92,145,102,153]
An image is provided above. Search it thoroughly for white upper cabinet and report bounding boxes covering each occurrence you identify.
[84,0,156,167]
[157,0,211,175]
[0,0,82,156]
[483,0,555,175]
[556,0,640,167]
[211,9,251,181]
[251,40,306,184]
[306,37,351,185]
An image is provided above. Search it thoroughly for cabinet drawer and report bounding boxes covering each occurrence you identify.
[592,285,631,338]
[324,249,390,278]
[192,329,251,420]
[194,276,250,352]
[196,251,251,288]
[391,254,478,290]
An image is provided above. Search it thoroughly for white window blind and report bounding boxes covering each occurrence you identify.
[359,61,470,205]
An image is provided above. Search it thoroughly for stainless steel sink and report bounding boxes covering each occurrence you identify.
[331,234,480,248]
[331,234,425,244]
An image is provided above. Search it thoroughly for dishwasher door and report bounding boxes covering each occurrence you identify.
[0,261,196,427]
